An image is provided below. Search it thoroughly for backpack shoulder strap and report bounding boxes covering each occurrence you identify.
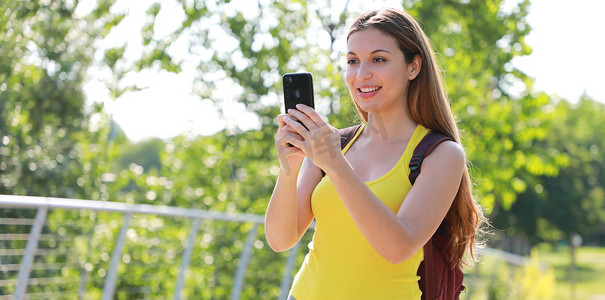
[408,131,453,185]
[320,124,362,177]
[423,238,436,300]
[339,124,363,150]
[411,131,454,300]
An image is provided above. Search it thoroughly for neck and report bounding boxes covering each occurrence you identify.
[364,104,417,144]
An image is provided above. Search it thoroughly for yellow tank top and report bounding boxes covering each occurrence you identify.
[290,123,430,300]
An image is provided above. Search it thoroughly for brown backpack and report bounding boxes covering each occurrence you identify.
[326,124,465,300]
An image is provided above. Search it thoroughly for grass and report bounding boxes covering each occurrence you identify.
[535,244,605,300]
[462,244,605,300]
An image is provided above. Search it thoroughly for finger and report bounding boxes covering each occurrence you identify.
[295,104,326,127]
[281,125,304,143]
[275,133,304,157]
[278,126,305,143]
[279,127,306,149]
[282,148,302,159]
[282,124,299,134]
[283,115,311,140]
[287,108,317,131]
[276,132,299,151]
[276,114,291,128]
[277,113,301,129]
[275,127,293,144]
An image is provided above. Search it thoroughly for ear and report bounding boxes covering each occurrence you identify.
[408,54,422,80]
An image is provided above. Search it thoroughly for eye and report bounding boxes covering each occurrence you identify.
[347,58,359,65]
[373,57,386,63]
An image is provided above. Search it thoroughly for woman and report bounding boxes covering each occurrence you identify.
[265,8,485,299]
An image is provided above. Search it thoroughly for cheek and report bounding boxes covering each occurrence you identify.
[345,67,356,90]
[385,66,408,87]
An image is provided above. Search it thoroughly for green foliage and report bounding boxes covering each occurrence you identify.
[2,0,605,298]
[539,98,605,239]
[0,0,117,198]
[121,0,572,220]
[404,0,567,214]
[115,138,165,172]
[494,96,605,245]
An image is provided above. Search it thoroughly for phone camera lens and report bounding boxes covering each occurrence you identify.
[286,77,293,84]
[294,90,301,98]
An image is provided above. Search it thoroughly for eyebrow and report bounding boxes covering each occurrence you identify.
[347,49,392,55]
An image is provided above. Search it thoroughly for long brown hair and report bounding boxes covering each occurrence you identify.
[347,8,487,268]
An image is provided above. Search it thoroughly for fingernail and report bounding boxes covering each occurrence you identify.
[296,104,303,109]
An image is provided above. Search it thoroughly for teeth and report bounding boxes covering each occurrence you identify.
[360,87,380,93]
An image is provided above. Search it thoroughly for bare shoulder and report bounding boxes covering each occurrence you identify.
[422,140,465,174]
[432,140,465,159]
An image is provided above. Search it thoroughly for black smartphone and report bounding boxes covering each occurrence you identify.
[283,72,315,113]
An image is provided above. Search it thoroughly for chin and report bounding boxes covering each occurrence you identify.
[355,100,380,113]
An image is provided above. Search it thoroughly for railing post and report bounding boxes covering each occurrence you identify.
[78,267,89,299]
[14,206,48,300]
[279,241,300,300]
[173,218,201,300]
[102,213,131,300]
[78,210,97,300]
[230,223,258,300]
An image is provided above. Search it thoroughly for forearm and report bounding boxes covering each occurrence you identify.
[265,167,301,252]
[325,157,417,263]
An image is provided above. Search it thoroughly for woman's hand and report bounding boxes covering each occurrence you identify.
[275,113,306,175]
[281,104,343,172]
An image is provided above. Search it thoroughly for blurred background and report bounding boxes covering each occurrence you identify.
[1,0,604,299]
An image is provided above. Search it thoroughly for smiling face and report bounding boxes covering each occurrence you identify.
[346,28,418,115]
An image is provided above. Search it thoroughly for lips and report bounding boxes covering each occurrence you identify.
[359,86,381,93]
[357,86,381,98]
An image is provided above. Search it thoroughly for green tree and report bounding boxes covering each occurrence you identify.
[115,137,165,172]
[2,0,589,298]
[404,0,567,215]
[103,0,570,296]
[0,0,123,198]
[125,0,568,215]
[0,0,128,296]
[495,96,605,245]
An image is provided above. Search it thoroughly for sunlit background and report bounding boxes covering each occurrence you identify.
[82,0,605,142]
[2,0,604,299]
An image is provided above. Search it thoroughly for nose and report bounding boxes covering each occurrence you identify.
[356,62,372,81]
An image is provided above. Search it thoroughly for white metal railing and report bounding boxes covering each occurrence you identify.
[0,194,542,299]
[0,194,301,300]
